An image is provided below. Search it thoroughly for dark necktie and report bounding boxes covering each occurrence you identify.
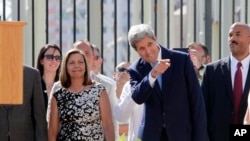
[234,62,242,124]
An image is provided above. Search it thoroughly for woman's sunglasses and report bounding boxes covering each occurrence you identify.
[44,54,62,62]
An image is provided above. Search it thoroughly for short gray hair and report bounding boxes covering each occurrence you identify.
[128,24,156,50]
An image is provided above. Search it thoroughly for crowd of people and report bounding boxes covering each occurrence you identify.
[0,22,250,141]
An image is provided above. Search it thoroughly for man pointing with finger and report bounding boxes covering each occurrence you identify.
[127,24,209,141]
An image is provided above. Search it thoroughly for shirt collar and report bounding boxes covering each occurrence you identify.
[157,45,162,61]
[230,54,250,69]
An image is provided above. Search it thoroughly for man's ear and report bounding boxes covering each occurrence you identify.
[100,58,103,65]
[154,36,157,41]
[206,55,211,64]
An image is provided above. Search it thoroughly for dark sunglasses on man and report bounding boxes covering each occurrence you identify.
[117,67,127,72]
[44,54,62,62]
[93,55,100,60]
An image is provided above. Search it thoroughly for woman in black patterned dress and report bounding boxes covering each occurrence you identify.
[47,49,115,141]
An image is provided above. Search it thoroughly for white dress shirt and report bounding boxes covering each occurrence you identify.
[148,46,162,87]
[114,82,144,141]
[232,54,250,125]
[230,54,250,90]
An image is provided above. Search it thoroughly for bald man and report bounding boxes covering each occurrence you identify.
[202,23,250,141]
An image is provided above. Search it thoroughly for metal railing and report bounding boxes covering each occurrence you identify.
[1,0,249,77]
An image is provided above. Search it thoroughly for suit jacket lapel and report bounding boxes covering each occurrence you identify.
[242,67,250,103]
[138,60,162,99]
[138,60,152,77]
[161,47,172,99]
[221,58,234,104]
[240,62,250,118]
[242,61,250,97]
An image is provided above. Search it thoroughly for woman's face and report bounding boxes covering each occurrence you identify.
[66,53,86,79]
[41,48,61,74]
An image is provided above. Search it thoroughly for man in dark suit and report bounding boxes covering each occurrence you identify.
[0,65,48,141]
[127,24,208,141]
[202,22,250,141]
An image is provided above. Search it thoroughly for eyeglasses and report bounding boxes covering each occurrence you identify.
[117,67,127,72]
[93,55,100,60]
[44,54,62,62]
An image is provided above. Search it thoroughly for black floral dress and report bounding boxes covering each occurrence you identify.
[54,83,105,141]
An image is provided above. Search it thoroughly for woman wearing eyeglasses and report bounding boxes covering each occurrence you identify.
[36,44,62,111]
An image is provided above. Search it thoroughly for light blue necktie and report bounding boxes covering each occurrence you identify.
[152,61,162,90]
[157,74,162,90]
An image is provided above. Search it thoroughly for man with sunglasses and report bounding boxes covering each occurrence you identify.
[112,62,131,138]
[91,44,116,86]
[113,62,131,98]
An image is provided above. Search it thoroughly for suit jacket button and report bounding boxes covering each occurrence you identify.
[163,124,166,128]
[6,132,10,136]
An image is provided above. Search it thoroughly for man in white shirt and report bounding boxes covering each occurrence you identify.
[114,82,144,141]
[113,62,131,137]
[113,62,131,98]
[202,23,250,141]
[90,43,119,139]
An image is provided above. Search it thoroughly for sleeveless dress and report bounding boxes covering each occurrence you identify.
[53,83,105,141]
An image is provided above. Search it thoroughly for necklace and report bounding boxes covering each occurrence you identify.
[46,84,53,89]
[68,86,85,93]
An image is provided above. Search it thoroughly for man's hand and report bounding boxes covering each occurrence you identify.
[116,71,130,98]
[151,59,171,78]
[189,49,203,70]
